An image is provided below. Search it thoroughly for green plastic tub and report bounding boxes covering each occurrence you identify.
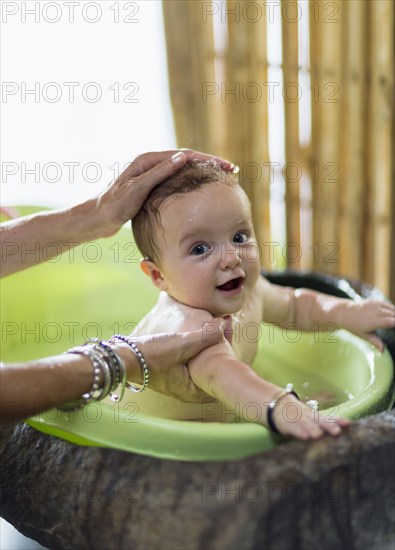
[1,216,393,461]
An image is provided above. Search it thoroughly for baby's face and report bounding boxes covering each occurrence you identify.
[153,182,261,316]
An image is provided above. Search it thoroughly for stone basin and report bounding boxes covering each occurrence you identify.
[1,210,394,549]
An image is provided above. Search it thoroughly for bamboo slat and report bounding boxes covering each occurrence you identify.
[162,1,216,151]
[391,106,395,303]
[309,0,323,270]
[338,1,367,280]
[310,0,342,274]
[224,1,250,175]
[282,0,301,269]
[365,0,394,297]
[224,0,270,267]
[246,5,270,263]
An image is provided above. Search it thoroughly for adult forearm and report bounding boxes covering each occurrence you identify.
[0,355,93,422]
[0,343,139,423]
[0,200,104,277]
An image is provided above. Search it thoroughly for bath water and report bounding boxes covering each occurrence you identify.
[254,363,352,411]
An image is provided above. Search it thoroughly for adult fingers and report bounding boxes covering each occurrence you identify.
[131,149,235,176]
[223,315,233,344]
[179,148,235,171]
[176,320,226,363]
[136,152,188,191]
[119,153,189,218]
[119,150,236,218]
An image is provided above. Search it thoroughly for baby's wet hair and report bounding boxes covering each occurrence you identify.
[132,161,238,264]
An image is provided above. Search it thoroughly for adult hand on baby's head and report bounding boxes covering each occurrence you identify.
[94,149,235,238]
[133,317,230,403]
[339,299,395,352]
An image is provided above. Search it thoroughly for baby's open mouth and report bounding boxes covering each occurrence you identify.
[217,277,244,291]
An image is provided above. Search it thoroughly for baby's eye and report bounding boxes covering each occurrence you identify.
[233,231,249,244]
[191,244,210,256]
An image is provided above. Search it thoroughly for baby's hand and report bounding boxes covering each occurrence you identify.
[272,395,351,440]
[339,299,395,351]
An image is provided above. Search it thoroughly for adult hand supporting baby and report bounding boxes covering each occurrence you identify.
[0,149,234,277]
[134,319,230,403]
[0,319,227,424]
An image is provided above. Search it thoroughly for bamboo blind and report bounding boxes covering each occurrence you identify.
[162,0,394,301]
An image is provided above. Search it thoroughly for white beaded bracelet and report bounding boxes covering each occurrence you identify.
[110,335,150,393]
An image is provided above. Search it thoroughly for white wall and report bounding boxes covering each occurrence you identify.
[1,0,176,208]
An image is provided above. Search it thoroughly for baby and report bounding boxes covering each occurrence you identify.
[131,162,395,440]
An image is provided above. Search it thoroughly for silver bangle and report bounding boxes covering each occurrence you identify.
[58,346,111,411]
[110,335,150,393]
[267,383,300,434]
[85,338,127,402]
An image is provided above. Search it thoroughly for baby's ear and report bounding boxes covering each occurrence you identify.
[140,259,168,291]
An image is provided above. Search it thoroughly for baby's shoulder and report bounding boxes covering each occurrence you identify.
[137,292,214,335]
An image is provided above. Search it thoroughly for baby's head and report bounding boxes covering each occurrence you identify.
[132,161,260,315]
[133,162,236,264]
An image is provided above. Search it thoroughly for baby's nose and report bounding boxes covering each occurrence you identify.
[219,244,241,270]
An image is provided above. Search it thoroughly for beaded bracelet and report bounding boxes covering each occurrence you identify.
[58,346,111,411]
[110,335,150,393]
[267,383,300,434]
[86,338,127,402]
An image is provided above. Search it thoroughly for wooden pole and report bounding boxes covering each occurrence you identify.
[365,0,394,296]
[282,0,301,269]
[224,0,271,267]
[310,0,342,274]
[309,0,323,272]
[162,1,217,151]
[338,1,367,280]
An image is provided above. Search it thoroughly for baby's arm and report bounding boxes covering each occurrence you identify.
[187,339,350,440]
[260,278,395,350]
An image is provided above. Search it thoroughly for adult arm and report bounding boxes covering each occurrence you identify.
[0,149,234,277]
[0,320,225,424]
